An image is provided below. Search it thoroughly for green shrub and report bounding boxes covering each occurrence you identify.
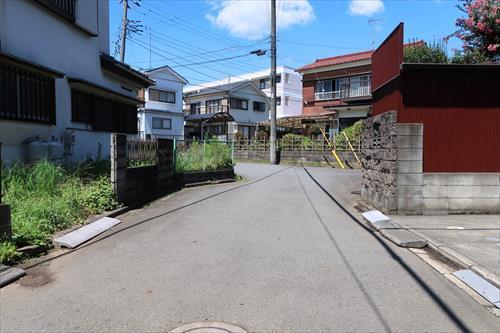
[0,241,21,263]
[175,138,232,172]
[0,159,119,262]
[335,120,363,149]
[403,40,448,64]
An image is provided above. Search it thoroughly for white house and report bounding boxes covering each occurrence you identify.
[185,66,302,119]
[0,0,152,163]
[184,81,269,139]
[137,66,188,140]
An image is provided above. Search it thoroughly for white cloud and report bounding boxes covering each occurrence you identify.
[206,0,315,40]
[348,0,385,16]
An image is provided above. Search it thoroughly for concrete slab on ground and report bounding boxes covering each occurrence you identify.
[390,215,500,278]
[379,228,428,248]
[54,217,121,249]
[0,266,26,288]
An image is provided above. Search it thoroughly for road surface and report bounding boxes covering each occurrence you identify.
[1,163,498,332]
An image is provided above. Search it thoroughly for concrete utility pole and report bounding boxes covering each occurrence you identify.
[270,0,277,164]
[120,0,128,62]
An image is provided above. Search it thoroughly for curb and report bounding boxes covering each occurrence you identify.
[410,229,500,289]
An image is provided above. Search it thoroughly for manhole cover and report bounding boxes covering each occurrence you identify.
[168,322,247,333]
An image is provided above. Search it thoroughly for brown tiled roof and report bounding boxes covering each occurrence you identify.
[297,41,424,72]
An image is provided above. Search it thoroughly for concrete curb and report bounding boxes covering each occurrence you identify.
[410,229,500,289]
[361,210,428,248]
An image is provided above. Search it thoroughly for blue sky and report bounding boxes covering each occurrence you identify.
[109,0,463,86]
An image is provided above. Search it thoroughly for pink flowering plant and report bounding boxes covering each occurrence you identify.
[452,0,500,63]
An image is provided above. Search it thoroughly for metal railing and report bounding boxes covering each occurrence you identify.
[127,139,158,168]
[234,138,361,152]
[184,105,230,115]
[174,139,234,172]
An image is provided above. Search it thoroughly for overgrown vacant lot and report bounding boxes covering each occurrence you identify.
[175,139,233,173]
[0,160,119,263]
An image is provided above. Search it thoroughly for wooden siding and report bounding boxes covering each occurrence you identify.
[0,62,56,124]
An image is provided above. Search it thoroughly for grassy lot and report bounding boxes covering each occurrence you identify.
[0,159,119,263]
[176,139,233,173]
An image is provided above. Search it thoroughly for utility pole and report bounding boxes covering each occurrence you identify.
[270,0,277,164]
[120,0,128,62]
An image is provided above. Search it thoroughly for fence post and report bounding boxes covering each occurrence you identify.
[203,140,206,171]
[173,138,177,175]
[231,139,235,165]
[111,133,127,204]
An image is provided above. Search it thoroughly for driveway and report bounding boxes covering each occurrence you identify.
[1,163,498,332]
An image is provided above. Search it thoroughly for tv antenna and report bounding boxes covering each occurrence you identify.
[368,17,385,50]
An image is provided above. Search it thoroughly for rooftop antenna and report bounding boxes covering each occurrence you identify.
[368,17,385,50]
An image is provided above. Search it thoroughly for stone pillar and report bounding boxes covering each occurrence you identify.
[110,134,127,204]
[361,111,398,212]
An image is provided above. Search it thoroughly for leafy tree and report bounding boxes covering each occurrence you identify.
[403,40,449,63]
[450,0,500,63]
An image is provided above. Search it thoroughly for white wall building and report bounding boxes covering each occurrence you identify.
[0,0,152,163]
[138,66,188,140]
[185,66,302,119]
[184,81,269,139]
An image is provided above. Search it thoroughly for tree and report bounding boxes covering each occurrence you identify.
[451,0,500,63]
[403,40,449,63]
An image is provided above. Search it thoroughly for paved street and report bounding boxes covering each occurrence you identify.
[1,163,499,332]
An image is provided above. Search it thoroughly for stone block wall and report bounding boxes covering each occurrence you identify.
[361,111,398,212]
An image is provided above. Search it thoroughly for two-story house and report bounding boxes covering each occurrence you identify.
[184,65,302,119]
[0,0,152,163]
[137,65,188,140]
[184,81,269,139]
[297,50,373,131]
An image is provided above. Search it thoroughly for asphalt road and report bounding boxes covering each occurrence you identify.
[1,163,498,332]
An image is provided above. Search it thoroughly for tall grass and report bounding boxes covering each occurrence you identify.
[1,159,119,262]
[176,139,232,173]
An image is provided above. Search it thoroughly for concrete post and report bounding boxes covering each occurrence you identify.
[110,133,127,204]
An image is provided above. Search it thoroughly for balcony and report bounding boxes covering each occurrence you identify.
[184,105,229,116]
[315,75,371,101]
[314,86,371,101]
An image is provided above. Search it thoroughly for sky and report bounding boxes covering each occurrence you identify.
[109,0,464,87]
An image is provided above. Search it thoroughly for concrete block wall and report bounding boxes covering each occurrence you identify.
[111,134,174,205]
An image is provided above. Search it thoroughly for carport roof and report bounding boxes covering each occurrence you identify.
[185,112,235,123]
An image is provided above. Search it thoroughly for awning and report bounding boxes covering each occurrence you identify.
[185,112,235,124]
[258,111,337,129]
[0,51,64,78]
[68,77,143,105]
[100,53,154,87]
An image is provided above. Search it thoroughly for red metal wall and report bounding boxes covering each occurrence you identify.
[399,68,500,172]
[371,23,403,92]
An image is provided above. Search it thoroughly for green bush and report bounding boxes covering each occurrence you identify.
[0,159,119,262]
[335,120,363,149]
[403,40,448,64]
[0,241,20,264]
[176,138,232,172]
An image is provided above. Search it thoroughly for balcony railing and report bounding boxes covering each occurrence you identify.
[185,105,229,115]
[314,86,371,101]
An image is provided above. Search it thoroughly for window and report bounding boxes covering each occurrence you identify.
[253,101,266,112]
[276,96,281,106]
[152,117,172,129]
[315,80,333,93]
[149,88,175,103]
[275,74,281,83]
[284,96,289,106]
[230,98,248,110]
[190,102,201,114]
[206,99,222,113]
[285,73,290,84]
[34,0,76,21]
[71,89,137,133]
[0,62,56,124]
[259,79,267,89]
[137,88,145,101]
